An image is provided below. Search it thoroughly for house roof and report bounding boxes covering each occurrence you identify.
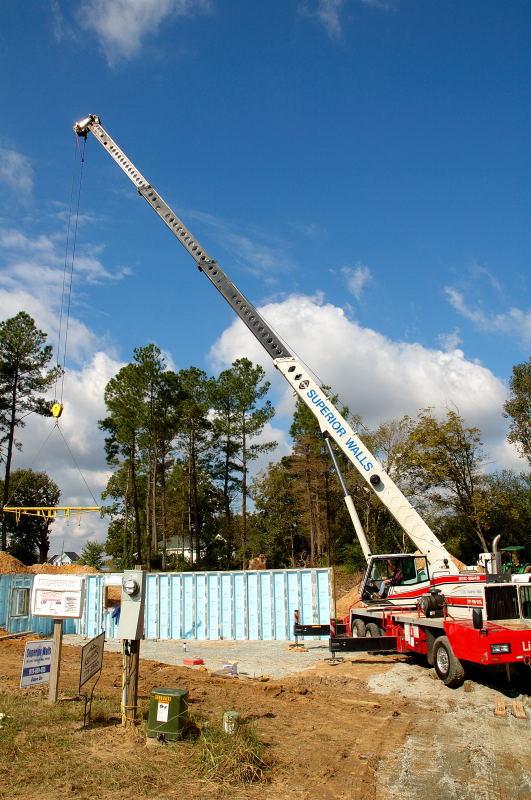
[47,551,79,563]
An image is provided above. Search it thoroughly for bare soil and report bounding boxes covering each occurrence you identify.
[0,633,529,800]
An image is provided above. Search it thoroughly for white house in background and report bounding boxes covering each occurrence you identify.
[48,551,80,566]
[165,536,195,563]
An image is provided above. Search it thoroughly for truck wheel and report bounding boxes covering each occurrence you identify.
[433,636,466,687]
[365,622,383,637]
[351,619,366,637]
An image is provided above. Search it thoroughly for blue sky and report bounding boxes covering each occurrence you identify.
[0,0,529,554]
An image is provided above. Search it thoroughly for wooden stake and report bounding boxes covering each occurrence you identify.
[48,619,63,704]
[121,639,140,726]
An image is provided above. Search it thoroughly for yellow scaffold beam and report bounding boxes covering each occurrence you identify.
[3,506,100,523]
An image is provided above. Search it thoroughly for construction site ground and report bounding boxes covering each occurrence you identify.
[0,632,529,800]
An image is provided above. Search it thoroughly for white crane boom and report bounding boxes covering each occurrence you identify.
[74,114,458,575]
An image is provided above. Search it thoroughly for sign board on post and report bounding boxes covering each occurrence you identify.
[31,574,85,619]
[79,632,105,692]
[20,639,53,688]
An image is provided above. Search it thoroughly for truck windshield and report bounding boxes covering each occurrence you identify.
[369,556,429,585]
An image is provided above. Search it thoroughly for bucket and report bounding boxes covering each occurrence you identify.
[222,710,241,734]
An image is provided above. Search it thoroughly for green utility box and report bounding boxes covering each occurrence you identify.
[147,687,189,741]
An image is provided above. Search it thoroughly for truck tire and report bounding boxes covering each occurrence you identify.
[351,618,366,637]
[365,622,383,637]
[433,636,466,687]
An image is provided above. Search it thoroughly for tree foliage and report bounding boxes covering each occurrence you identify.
[0,469,60,564]
[78,540,106,570]
[504,358,531,466]
[397,408,488,552]
[210,358,276,566]
[0,312,61,549]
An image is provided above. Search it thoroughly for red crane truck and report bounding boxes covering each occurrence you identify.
[73,115,531,687]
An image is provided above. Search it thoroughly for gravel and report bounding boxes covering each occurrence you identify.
[63,635,332,679]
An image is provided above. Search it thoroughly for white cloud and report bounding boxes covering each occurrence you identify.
[209,293,524,472]
[437,329,462,352]
[299,0,344,39]
[299,0,393,39]
[316,0,344,39]
[0,220,129,552]
[186,209,294,279]
[342,262,372,300]
[0,147,34,202]
[445,286,531,348]
[0,222,131,364]
[10,351,123,554]
[78,0,212,64]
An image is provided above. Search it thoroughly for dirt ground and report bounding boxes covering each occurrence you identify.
[0,633,529,800]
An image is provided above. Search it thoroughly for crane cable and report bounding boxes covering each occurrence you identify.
[53,134,87,411]
[50,134,100,506]
[2,136,100,517]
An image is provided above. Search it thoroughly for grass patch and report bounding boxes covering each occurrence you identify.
[199,722,269,785]
[0,692,269,799]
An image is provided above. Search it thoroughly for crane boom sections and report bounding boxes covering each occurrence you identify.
[73,115,291,364]
[74,114,458,574]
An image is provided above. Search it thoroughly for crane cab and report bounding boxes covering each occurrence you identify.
[360,553,431,606]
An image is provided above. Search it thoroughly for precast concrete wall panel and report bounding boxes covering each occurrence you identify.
[75,568,331,641]
[0,574,75,636]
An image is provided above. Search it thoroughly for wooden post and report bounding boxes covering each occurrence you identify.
[121,639,140,726]
[48,618,63,703]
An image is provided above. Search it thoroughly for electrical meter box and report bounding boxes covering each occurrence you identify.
[147,687,189,741]
[118,570,146,640]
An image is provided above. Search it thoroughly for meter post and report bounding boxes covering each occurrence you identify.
[48,618,63,703]
[118,570,146,726]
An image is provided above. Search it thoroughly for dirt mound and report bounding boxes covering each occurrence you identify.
[333,570,363,618]
[28,563,99,574]
[0,552,99,575]
[335,583,363,618]
[0,551,28,573]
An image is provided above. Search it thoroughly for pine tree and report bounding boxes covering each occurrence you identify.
[210,358,276,567]
[0,312,61,549]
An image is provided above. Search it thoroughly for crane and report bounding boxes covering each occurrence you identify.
[73,114,458,583]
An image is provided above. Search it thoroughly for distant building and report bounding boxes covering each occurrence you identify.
[48,551,80,566]
[165,536,195,563]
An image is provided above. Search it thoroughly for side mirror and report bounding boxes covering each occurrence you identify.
[472,608,483,630]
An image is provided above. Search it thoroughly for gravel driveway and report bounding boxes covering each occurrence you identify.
[64,634,331,679]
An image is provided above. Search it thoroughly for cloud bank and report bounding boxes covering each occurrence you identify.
[209,293,524,470]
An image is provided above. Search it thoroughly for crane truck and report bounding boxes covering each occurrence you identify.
[74,115,531,687]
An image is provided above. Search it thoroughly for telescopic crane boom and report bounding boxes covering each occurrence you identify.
[74,114,458,575]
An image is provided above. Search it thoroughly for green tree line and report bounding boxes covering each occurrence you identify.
[1,311,529,570]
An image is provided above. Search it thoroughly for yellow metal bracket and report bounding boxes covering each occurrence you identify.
[3,506,101,523]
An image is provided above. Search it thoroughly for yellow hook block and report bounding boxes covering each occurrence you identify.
[51,402,63,418]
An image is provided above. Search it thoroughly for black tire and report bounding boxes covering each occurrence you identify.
[351,618,366,638]
[433,636,466,687]
[365,622,383,637]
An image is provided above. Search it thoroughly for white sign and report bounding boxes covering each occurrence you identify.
[157,701,169,723]
[20,639,53,688]
[79,632,105,690]
[31,574,85,619]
